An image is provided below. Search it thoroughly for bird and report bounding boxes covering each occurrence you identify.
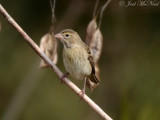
[54,29,99,96]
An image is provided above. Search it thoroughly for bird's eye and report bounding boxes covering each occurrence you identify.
[65,34,70,38]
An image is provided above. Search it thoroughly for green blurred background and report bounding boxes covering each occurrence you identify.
[0,0,160,120]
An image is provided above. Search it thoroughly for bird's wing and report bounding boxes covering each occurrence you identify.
[82,43,95,74]
[82,43,99,84]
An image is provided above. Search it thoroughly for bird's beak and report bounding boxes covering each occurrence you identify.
[54,33,63,40]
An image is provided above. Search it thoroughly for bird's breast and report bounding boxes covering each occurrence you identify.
[63,46,91,80]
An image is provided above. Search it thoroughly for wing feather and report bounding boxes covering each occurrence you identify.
[82,43,99,84]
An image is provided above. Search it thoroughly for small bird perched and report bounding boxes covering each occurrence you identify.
[54,29,99,96]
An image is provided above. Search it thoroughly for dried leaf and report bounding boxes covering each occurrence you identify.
[86,0,111,62]
[40,33,58,68]
[86,18,103,63]
[95,63,100,80]
[85,19,97,45]
[89,28,103,63]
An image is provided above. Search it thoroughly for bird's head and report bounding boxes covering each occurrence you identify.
[54,29,81,48]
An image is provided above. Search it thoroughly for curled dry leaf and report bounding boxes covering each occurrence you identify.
[86,19,103,63]
[95,63,100,80]
[86,0,111,63]
[40,33,58,68]
[86,19,97,45]
[89,28,103,63]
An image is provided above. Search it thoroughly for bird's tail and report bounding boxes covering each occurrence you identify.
[87,73,100,91]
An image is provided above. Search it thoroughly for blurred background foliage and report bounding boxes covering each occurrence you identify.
[0,0,160,120]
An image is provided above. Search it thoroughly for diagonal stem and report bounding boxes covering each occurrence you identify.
[0,4,112,120]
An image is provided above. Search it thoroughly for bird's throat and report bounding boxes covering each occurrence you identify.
[63,41,71,49]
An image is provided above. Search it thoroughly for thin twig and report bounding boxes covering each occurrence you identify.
[98,0,112,28]
[0,4,112,120]
[50,0,56,25]
[93,0,99,18]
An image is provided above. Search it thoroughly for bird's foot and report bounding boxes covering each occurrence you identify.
[60,72,69,84]
[79,77,87,100]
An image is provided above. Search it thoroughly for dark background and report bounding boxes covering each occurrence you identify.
[0,0,160,120]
